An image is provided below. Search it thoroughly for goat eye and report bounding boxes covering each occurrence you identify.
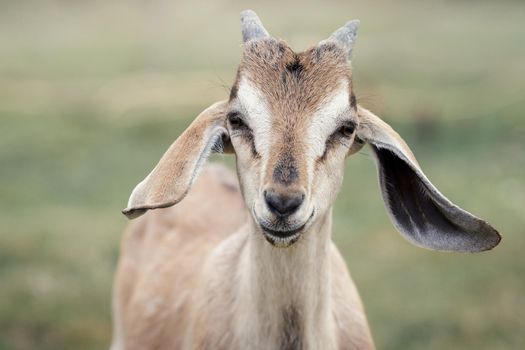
[338,122,356,137]
[228,112,245,129]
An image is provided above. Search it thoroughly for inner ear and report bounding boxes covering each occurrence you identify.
[212,133,234,154]
[372,145,501,252]
[377,148,461,237]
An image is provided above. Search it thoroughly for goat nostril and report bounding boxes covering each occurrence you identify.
[264,190,304,217]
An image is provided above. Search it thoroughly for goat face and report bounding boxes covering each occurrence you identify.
[227,38,360,246]
[123,11,500,253]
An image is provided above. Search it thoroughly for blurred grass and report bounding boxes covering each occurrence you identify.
[0,0,524,349]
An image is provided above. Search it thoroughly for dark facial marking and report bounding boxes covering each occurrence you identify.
[317,120,357,162]
[318,137,337,163]
[273,153,299,186]
[239,131,259,159]
[350,93,357,109]
[285,55,304,76]
[279,306,303,350]
[249,138,260,158]
[229,69,241,102]
[229,84,238,100]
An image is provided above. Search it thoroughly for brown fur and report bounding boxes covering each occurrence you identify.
[237,39,351,114]
[234,39,354,191]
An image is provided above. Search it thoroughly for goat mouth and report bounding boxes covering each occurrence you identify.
[260,225,304,247]
[256,210,315,246]
[260,224,305,239]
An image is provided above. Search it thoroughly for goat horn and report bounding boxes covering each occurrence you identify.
[323,19,360,57]
[240,10,270,43]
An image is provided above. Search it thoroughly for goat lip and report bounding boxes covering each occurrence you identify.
[260,224,305,239]
[258,210,315,240]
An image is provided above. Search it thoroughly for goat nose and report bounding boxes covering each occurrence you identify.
[264,189,305,217]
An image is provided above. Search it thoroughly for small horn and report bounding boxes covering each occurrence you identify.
[323,20,360,57]
[240,10,270,43]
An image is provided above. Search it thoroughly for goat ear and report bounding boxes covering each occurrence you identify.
[356,105,501,252]
[122,101,230,219]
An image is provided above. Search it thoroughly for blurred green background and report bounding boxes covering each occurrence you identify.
[0,0,524,349]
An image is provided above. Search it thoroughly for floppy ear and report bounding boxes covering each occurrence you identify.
[122,101,230,219]
[356,105,501,252]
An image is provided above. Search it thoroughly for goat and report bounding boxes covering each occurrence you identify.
[111,10,501,350]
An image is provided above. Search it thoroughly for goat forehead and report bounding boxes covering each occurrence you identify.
[237,76,350,132]
[237,39,352,119]
[236,77,351,134]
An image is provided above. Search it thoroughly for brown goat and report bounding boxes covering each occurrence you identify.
[111,10,500,350]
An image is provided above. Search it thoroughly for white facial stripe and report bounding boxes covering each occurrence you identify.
[307,80,351,158]
[236,77,272,157]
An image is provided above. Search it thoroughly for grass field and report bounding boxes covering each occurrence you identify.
[0,1,524,349]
